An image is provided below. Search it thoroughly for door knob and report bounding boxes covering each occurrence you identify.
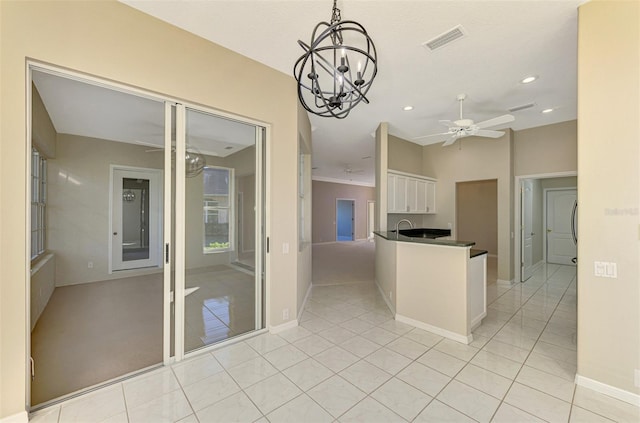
[113,232,118,236]
[547,229,552,233]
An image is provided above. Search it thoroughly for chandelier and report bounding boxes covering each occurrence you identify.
[294,0,378,119]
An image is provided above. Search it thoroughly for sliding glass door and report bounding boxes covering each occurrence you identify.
[28,64,266,408]
[173,106,265,357]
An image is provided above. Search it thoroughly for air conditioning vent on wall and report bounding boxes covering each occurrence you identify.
[423,25,466,51]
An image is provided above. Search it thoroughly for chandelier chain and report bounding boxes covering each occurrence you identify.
[331,0,341,25]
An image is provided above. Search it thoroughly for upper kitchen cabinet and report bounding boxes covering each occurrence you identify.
[388,170,436,214]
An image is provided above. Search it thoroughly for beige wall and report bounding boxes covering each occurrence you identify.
[388,134,424,175]
[49,134,165,286]
[577,0,640,397]
[375,123,389,231]
[374,235,397,312]
[514,120,577,176]
[456,179,498,255]
[421,133,514,282]
[0,1,301,418]
[312,180,375,243]
[396,243,469,337]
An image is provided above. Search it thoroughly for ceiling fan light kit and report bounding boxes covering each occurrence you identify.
[294,0,377,119]
[414,93,515,147]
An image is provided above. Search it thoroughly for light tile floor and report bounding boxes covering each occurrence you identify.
[31,263,640,422]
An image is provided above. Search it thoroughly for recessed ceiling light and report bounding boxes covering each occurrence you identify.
[541,108,554,113]
[403,106,414,111]
[521,75,538,84]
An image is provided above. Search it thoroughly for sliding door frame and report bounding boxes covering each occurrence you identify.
[25,60,271,409]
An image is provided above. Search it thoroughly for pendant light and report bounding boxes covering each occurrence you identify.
[294,0,378,119]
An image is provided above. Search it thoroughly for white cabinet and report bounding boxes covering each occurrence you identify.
[387,170,436,214]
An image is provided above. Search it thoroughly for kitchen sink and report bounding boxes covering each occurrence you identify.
[391,228,451,239]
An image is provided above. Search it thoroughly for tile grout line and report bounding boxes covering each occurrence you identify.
[486,272,577,422]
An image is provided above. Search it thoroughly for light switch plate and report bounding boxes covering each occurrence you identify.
[594,261,617,278]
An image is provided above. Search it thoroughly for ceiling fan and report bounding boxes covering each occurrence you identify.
[414,94,515,146]
[134,140,206,177]
[344,165,364,177]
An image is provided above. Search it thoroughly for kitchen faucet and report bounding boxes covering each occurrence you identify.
[395,219,413,238]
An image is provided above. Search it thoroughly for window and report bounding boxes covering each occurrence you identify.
[31,148,47,260]
[203,166,233,253]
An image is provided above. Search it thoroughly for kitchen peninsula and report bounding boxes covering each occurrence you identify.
[375,230,487,344]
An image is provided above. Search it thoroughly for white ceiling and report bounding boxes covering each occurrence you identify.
[126,1,581,183]
[32,70,256,158]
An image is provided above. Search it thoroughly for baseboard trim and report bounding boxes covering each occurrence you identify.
[297,283,313,321]
[395,314,472,344]
[575,374,640,407]
[0,411,28,423]
[470,311,487,331]
[269,319,298,334]
[375,281,395,315]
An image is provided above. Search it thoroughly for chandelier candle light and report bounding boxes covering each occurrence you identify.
[294,0,378,119]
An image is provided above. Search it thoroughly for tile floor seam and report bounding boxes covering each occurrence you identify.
[490,273,576,422]
[429,270,574,422]
[119,382,132,423]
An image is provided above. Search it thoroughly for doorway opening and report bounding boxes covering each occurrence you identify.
[456,179,498,285]
[336,199,355,241]
[517,174,577,282]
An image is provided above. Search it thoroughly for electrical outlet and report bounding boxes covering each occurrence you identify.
[282,243,289,254]
[282,308,289,320]
[88,261,93,269]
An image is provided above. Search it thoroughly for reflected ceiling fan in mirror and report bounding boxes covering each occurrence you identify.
[343,165,364,179]
[134,140,206,177]
[414,94,515,146]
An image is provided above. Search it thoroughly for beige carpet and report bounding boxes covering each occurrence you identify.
[31,274,164,405]
[312,240,375,285]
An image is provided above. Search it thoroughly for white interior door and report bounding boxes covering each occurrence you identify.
[111,167,163,271]
[546,189,577,265]
[521,180,534,281]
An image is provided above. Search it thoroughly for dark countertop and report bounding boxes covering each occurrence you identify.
[470,249,488,258]
[374,231,475,248]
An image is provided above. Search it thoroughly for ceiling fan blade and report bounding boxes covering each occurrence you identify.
[475,114,514,129]
[442,136,458,147]
[413,131,453,141]
[475,129,505,138]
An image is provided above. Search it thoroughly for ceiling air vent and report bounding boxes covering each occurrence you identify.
[423,25,466,51]
[508,103,536,113]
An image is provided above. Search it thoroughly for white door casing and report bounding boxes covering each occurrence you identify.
[521,180,534,281]
[110,168,163,272]
[546,189,577,265]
